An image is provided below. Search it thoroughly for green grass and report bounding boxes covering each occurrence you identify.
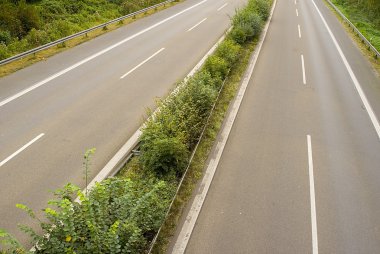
[331,0,380,52]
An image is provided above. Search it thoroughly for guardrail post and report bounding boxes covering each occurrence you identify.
[103,25,108,31]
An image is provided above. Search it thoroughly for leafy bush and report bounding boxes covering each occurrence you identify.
[140,127,189,176]
[203,55,229,80]
[230,8,263,44]
[0,43,11,59]
[251,0,270,20]
[12,177,174,254]
[121,2,140,15]
[229,26,248,45]
[215,39,241,67]
[17,0,41,36]
[0,30,12,45]
[25,28,49,46]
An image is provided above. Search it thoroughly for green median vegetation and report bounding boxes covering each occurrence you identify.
[0,0,271,253]
[331,0,380,53]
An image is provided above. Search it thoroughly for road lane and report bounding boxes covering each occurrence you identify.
[0,0,246,245]
[171,0,380,253]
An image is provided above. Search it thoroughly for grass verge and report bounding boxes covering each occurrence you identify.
[0,1,180,78]
[149,40,257,254]
[325,0,380,75]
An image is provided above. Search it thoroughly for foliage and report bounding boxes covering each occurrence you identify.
[203,55,229,80]
[83,148,96,195]
[230,8,263,45]
[0,0,168,60]
[334,0,380,26]
[251,0,271,20]
[332,0,380,52]
[140,135,189,176]
[215,39,241,68]
[9,177,174,254]
[0,229,24,254]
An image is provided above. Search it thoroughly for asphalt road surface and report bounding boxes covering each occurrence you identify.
[0,0,246,246]
[172,0,380,253]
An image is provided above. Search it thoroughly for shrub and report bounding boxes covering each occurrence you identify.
[140,135,189,176]
[17,0,41,37]
[252,0,270,20]
[121,1,140,15]
[12,177,174,254]
[0,43,11,60]
[231,8,263,44]
[0,30,12,45]
[229,25,248,45]
[215,39,241,67]
[203,55,229,80]
[182,71,218,117]
[25,28,49,46]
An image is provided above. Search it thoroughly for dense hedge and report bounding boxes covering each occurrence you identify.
[0,0,169,60]
[0,0,270,252]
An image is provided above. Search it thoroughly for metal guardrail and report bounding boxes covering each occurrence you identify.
[0,0,175,66]
[326,0,380,59]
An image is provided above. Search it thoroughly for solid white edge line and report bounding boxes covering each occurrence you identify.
[307,135,319,254]
[301,54,306,84]
[296,8,299,16]
[311,0,380,140]
[120,48,165,79]
[171,0,278,252]
[0,133,45,167]
[0,0,208,108]
[298,24,302,38]
[187,18,207,32]
[217,3,228,11]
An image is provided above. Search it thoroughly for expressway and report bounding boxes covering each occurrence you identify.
[0,0,245,246]
[171,0,380,253]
